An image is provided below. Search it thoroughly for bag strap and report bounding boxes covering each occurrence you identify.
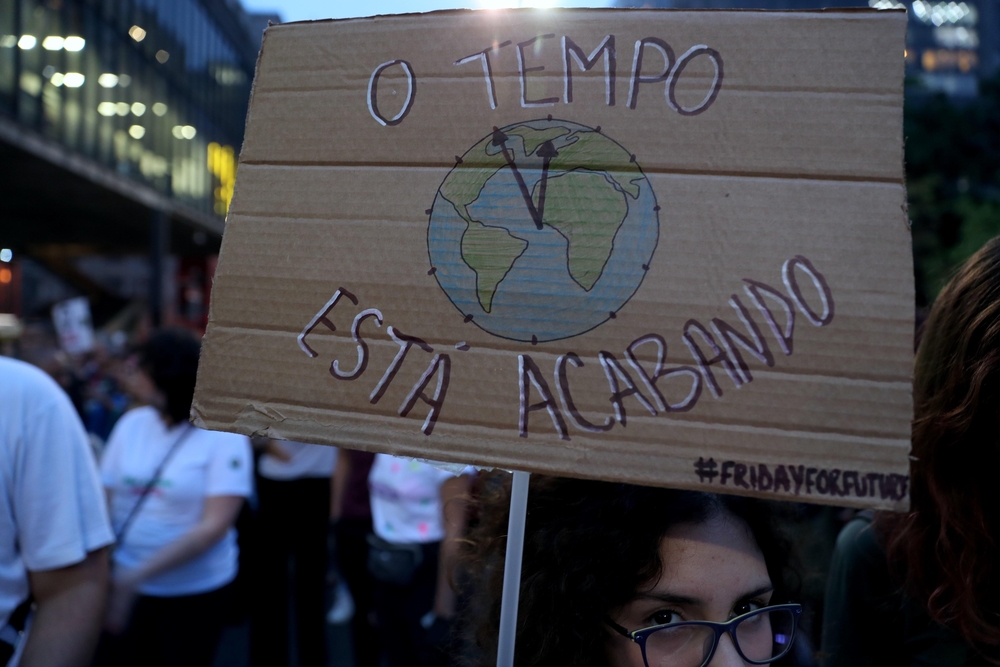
[114,424,194,545]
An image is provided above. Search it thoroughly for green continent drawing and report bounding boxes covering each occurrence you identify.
[532,169,629,291]
[460,221,527,313]
[428,119,660,343]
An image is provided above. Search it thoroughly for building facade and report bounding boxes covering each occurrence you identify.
[0,0,268,328]
[615,0,999,97]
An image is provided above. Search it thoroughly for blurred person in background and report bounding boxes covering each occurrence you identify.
[367,454,473,667]
[330,448,378,667]
[81,343,129,445]
[249,439,336,667]
[459,474,804,667]
[94,328,252,667]
[822,236,1000,665]
[0,355,114,667]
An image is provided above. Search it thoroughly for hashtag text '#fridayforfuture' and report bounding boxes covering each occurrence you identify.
[694,458,909,502]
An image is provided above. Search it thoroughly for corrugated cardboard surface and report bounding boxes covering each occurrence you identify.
[193,8,912,509]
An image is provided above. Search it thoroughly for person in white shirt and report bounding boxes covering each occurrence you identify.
[0,356,115,667]
[250,440,336,667]
[93,329,252,667]
[367,454,473,667]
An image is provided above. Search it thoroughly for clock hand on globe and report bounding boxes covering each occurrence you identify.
[492,127,546,230]
[534,140,559,225]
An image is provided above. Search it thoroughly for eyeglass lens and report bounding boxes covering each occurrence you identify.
[643,608,795,667]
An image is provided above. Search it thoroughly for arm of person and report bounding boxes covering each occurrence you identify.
[19,548,110,667]
[433,474,473,619]
[106,495,244,633]
[119,495,244,586]
[331,448,351,521]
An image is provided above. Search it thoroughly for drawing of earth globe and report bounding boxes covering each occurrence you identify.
[427,118,659,343]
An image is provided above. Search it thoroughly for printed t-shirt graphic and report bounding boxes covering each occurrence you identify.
[100,405,252,596]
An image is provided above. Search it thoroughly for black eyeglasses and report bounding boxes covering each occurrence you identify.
[608,603,802,667]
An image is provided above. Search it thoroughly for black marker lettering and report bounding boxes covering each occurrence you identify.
[369,326,433,404]
[843,470,858,497]
[816,469,829,495]
[742,279,796,356]
[666,45,723,116]
[599,350,657,426]
[627,37,674,110]
[519,354,569,440]
[734,463,750,489]
[857,473,869,497]
[555,353,614,433]
[398,353,450,436]
[711,295,775,384]
[297,287,359,358]
[720,460,735,486]
[757,464,773,491]
[774,465,791,493]
[806,467,818,495]
[783,255,835,327]
[454,42,509,110]
[562,35,616,106]
[517,34,559,108]
[789,465,805,495]
[682,320,744,398]
[828,469,842,497]
[331,308,383,381]
[866,473,881,498]
[367,59,416,127]
[625,334,702,412]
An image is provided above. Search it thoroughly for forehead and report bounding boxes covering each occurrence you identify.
[652,514,769,600]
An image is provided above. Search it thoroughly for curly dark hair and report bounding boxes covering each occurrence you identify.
[878,236,1000,656]
[457,474,793,667]
[139,327,201,425]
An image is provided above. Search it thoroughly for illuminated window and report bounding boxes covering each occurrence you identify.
[208,142,238,214]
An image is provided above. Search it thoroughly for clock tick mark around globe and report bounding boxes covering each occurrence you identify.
[427,118,659,344]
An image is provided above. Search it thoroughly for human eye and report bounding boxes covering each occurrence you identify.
[648,609,684,626]
[731,599,765,619]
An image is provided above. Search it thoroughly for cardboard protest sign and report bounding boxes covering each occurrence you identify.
[193,8,913,510]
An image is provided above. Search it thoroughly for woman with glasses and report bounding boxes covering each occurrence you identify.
[822,237,1000,666]
[458,474,803,667]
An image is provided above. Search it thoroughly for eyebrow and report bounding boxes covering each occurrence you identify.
[635,583,774,607]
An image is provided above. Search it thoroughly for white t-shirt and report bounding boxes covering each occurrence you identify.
[0,358,114,632]
[101,406,252,597]
[368,454,469,544]
[258,440,337,481]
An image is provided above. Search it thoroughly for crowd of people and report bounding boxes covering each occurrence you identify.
[2,235,1000,667]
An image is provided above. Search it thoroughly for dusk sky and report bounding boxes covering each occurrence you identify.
[240,0,614,22]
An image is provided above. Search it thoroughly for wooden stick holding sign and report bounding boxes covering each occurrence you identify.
[497,471,531,667]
